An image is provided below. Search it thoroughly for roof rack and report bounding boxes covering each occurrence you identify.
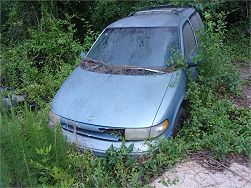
[128,4,184,17]
[146,4,177,10]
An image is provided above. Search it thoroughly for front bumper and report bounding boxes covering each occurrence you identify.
[62,129,168,156]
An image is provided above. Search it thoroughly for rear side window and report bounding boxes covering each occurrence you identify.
[183,21,196,59]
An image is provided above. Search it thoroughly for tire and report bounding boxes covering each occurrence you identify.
[172,106,187,137]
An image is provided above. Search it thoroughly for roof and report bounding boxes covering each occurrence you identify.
[107,7,195,28]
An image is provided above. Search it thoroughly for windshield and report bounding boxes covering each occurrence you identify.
[87,27,179,67]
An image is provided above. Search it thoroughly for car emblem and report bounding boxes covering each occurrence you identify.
[87,115,95,122]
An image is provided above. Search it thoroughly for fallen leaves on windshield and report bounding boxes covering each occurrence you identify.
[80,59,175,75]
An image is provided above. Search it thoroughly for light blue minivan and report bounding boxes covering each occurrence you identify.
[49,7,203,156]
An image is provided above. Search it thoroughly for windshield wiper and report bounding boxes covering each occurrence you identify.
[124,67,165,74]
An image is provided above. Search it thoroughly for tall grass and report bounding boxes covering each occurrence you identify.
[0,106,67,187]
[0,148,11,187]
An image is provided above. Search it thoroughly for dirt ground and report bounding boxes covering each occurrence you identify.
[151,160,251,188]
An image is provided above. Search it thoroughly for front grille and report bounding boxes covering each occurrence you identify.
[60,118,124,141]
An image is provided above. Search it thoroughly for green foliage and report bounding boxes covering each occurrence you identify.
[0,106,188,187]
[0,149,12,187]
[1,15,82,105]
[82,25,99,52]
[2,1,249,43]
[0,107,68,187]
[90,0,167,31]
[194,12,242,95]
[171,0,250,24]
[182,88,251,157]
[178,12,251,157]
[225,21,250,65]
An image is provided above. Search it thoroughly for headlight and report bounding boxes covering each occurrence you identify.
[124,120,168,141]
[48,110,60,127]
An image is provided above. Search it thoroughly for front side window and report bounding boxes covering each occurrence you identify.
[190,13,203,33]
[183,21,196,59]
[87,27,179,68]
[190,13,204,43]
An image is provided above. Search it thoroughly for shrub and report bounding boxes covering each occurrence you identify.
[82,25,99,52]
[178,12,251,157]
[194,12,242,95]
[1,14,82,106]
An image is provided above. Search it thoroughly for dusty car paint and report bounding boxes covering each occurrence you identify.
[52,67,173,128]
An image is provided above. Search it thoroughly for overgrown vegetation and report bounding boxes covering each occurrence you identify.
[1,15,82,106]
[1,1,250,187]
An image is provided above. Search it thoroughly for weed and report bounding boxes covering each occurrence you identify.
[1,15,82,106]
[0,106,68,186]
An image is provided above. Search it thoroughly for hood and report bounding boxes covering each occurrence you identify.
[52,67,173,128]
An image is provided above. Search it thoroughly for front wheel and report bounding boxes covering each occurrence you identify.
[172,107,187,137]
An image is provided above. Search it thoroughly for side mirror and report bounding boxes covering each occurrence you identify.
[187,62,197,67]
[187,56,198,67]
[80,51,87,60]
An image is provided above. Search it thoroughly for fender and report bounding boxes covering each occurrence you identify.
[152,69,187,137]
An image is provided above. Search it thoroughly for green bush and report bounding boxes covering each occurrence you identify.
[82,25,99,52]
[171,0,250,24]
[225,21,250,65]
[194,12,242,95]
[178,12,251,157]
[1,15,82,105]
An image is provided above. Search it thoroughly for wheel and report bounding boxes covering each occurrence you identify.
[172,106,187,137]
